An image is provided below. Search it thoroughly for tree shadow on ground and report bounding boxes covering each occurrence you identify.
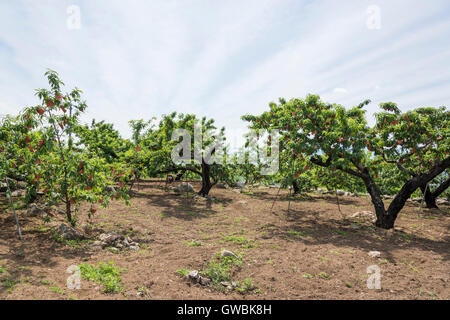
[242,189,364,207]
[260,207,450,264]
[0,212,93,295]
[129,183,233,221]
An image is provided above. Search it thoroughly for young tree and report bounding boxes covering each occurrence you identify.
[242,95,449,229]
[18,70,126,225]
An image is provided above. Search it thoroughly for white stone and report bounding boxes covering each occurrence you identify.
[368,251,381,258]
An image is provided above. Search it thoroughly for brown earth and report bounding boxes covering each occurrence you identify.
[0,180,449,300]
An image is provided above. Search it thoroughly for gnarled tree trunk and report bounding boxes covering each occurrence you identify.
[198,160,213,197]
[421,177,450,208]
[292,180,300,194]
[364,157,450,229]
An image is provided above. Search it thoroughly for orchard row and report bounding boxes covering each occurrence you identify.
[1,70,448,229]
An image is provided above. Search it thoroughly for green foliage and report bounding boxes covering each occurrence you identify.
[74,120,133,163]
[176,268,190,276]
[1,278,17,290]
[79,261,124,293]
[235,278,258,294]
[184,240,202,247]
[129,112,232,195]
[224,235,255,248]
[0,70,130,225]
[242,94,449,228]
[201,252,243,285]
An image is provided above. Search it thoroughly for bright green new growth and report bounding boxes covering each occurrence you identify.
[79,261,124,293]
[201,252,243,285]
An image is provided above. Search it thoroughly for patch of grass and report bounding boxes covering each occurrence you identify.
[184,240,202,247]
[33,226,51,233]
[317,272,333,280]
[235,278,258,294]
[137,286,150,297]
[79,261,124,294]
[201,252,243,286]
[335,230,348,236]
[107,247,121,254]
[233,217,248,224]
[159,212,169,219]
[20,277,33,284]
[53,232,89,248]
[408,262,420,273]
[287,230,308,238]
[302,273,313,279]
[0,266,6,274]
[345,282,353,288]
[40,279,51,285]
[50,285,65,294]
[224,235,255,249]
[1,278,17,293]
[176,269,190,277]
[260,224,276,230]
[419,290,437,300]
[400,233,414,243]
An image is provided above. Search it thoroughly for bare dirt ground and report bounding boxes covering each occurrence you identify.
[0,180,449,300]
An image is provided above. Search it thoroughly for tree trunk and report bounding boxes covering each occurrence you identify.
[175,171,184,181]
[198,160,213,197]
[65,195,73,226]
[424,177,450,208]
[361,173,390,228]
[311,156,450,229]
[420,184,438,209]
[362,157,450,229]
[292,180,300,194]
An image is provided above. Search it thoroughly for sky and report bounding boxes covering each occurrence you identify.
[0,0,449,149]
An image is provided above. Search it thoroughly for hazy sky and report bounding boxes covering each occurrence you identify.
[1,0,449,148]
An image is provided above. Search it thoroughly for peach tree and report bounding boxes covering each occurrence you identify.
[243,95,449,229]
[130,112,232,196]
[372,104,449,208]
[19,70,127,225]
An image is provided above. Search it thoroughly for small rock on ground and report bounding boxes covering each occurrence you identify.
[93,232,140,251]
[221,249,238,259]
[173,183,194,193]
[27,203,45,217]
[55,224,84,241]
